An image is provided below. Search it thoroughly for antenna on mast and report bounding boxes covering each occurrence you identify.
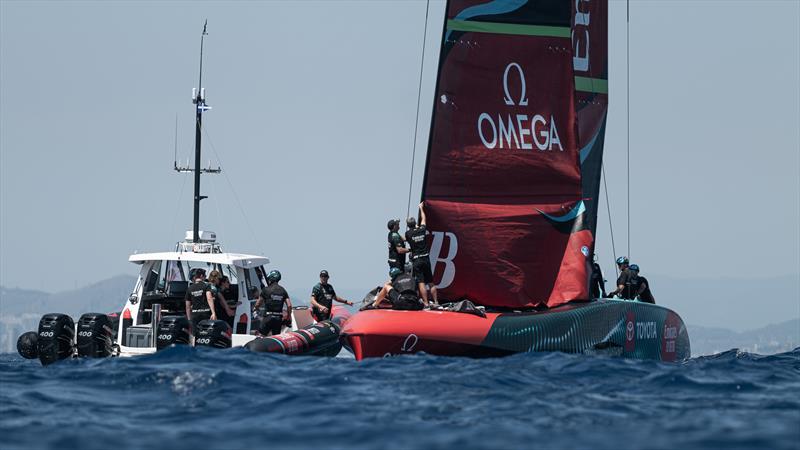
[174,20,220,244]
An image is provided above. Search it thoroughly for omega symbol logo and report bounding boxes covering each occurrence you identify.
[503,62,528,106]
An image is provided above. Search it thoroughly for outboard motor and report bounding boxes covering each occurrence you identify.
[156,316,192,350]
[17,331,39,359]
[76,313,114,358]
[37,313,75,365]
[194,320,232,349]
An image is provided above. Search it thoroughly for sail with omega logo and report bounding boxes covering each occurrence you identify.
[421,0,608,309]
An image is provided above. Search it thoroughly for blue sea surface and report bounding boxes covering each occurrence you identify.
[1,348,798,450]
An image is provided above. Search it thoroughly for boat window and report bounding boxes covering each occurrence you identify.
[143,261,164,293]
[218,264,239,284]
[166,260,186,283]
[243,267,266,299]
[185,261,214,279]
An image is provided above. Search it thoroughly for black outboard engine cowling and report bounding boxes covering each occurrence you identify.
[194,320,231,349]
[37,313,75,365]
[156,316,192,350]
[76,313,114,358]
[17,331,39,359]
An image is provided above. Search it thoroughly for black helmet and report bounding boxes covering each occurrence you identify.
[387,219,399,230]
[629,264,640,272]
[406,217,417,228]
[616,256,629,265]
[389,267,403,279]
[267,270,281,284]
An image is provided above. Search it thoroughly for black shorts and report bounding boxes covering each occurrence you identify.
[259,315,283,336]
[412,257,433,284]
[388,290,423,311]
[312,307,331,322]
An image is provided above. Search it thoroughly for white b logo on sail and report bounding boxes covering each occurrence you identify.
[428,231,458,289]
[477,62,563,152]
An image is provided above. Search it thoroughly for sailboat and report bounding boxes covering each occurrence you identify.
[341,0,690,361]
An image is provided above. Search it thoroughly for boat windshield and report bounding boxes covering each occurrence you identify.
[142,259,240,294]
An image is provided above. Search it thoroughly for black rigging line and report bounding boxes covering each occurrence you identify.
[406,0,431,221]
[602,162,618,278]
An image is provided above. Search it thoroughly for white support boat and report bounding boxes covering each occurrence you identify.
[15,23,327,365]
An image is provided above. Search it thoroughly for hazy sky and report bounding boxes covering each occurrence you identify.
[1,1,798,313]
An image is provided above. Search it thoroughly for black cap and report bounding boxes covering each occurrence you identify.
[387,219,399,230]
[319,270,329,277]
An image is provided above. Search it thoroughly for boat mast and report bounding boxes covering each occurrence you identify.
[175,20,220,243]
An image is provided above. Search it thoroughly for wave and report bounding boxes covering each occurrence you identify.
[1,348,798,450]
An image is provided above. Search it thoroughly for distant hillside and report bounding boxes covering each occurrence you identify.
[0,275,136,353]
[645,274,799,332]
[688,319,799,356]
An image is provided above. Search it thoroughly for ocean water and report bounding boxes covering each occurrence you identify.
[1,348,798,450]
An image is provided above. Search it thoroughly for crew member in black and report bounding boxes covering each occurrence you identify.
[628,264,656,304]
[589,253,607,299]
[254,270,292,335]
[371,267,424,310]
[608,256,632,298]
[208,270,237,327]
[310,270,353,321]
[387,219,409,271]
[405,202,438,305]
[184,268,215,330]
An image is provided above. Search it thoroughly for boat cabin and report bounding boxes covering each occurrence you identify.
[119,231,268,353]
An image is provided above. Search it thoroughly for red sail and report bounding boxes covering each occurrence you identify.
[421,0,606,309]
[573,0,609,240]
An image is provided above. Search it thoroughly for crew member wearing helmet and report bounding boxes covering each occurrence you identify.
[387,219,409,271]
[370,267,424,310]
[184,268,215,329]
[405,201,438,305]
[628,264,656,304]
[310,270,353,321]
[608,256,632,298]
[254,270,292,336]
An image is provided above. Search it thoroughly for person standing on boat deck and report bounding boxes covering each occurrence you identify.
[310,270,353,321]
[184,268,215,329]
[405,202,438,305]
[255,270,292,335]
[370,267,424,310]
[207,270,237,326]
[607,256,632,298]
[589,253,607,299]
[387,219,409,271]
[628,264,656,304]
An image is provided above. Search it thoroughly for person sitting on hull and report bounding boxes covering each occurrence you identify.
[184,268,216,330]
[607,256,632,298]
[370,267,424,310]
[387,219,409,271]
[628,264,656,304]
[589,253,607,299]
[310,270,353,321]
[405,202,438,305]
[254,270,293,336]
[208,270,238,327]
